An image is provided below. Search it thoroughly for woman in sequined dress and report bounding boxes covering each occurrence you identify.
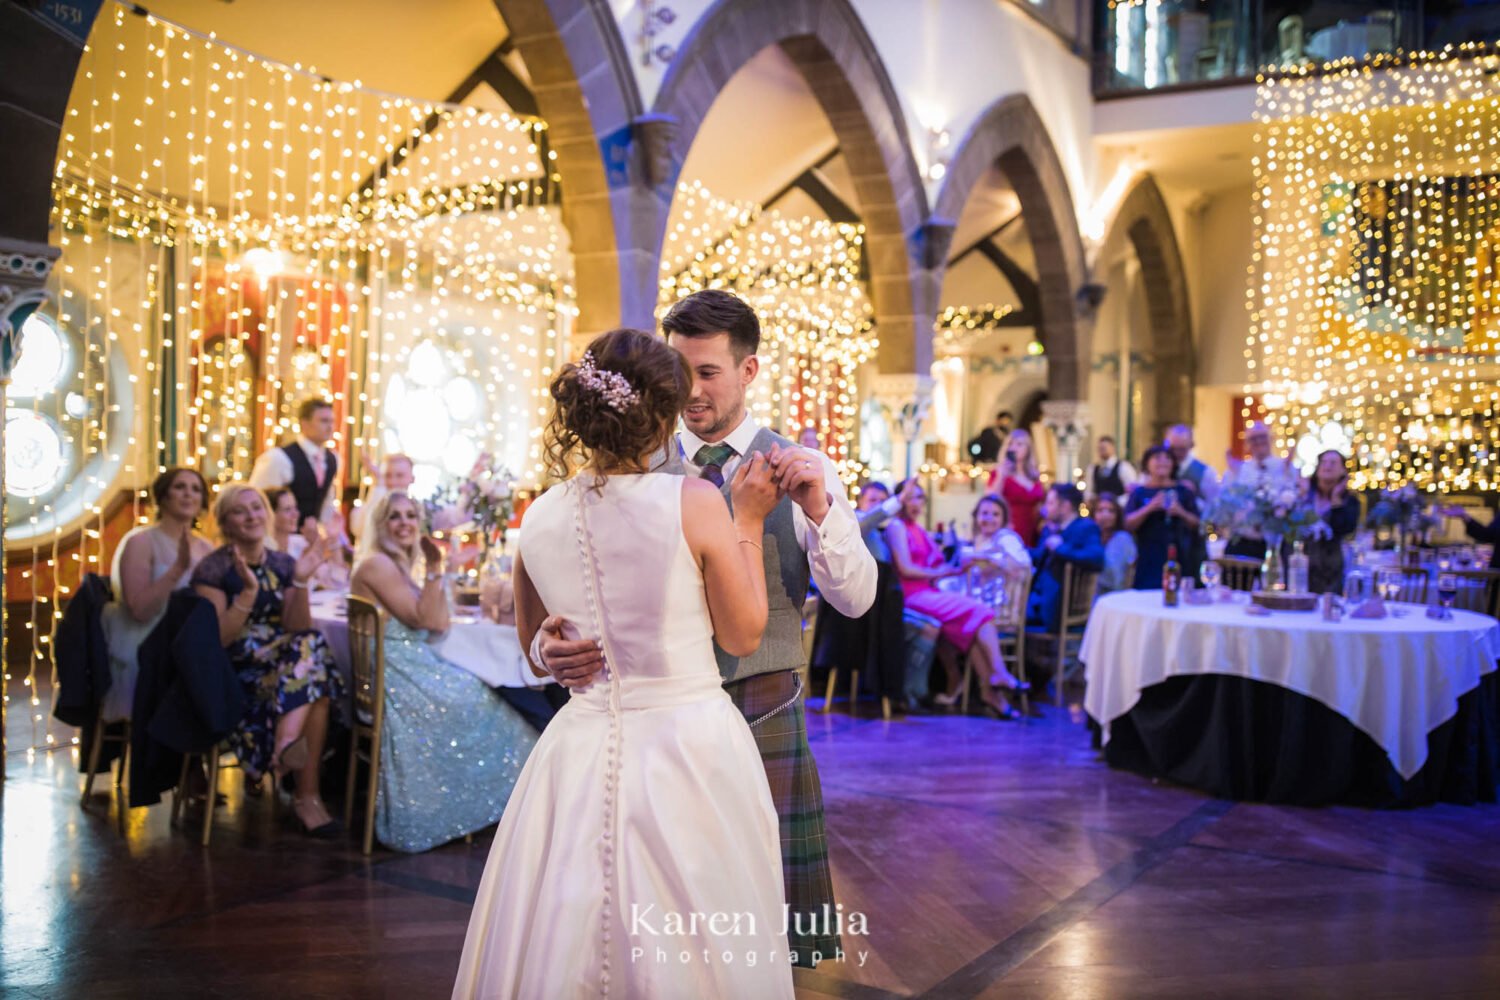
[191,483,342,837]
[350,491,537,853]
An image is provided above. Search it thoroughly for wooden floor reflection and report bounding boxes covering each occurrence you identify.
[5,697,1500,998]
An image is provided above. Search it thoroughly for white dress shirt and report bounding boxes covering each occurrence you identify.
[677,414,878,619]
[1086,458,1139,497]
[248,435,341,526]
[1222,455,1297,493]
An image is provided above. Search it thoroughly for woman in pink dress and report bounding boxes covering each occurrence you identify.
[884,480,1030,719]
[988,428,1046,546]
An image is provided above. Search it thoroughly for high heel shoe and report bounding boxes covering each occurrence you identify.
[989,673,1031,693]
[932,691,960,707]
[291,796,342,840]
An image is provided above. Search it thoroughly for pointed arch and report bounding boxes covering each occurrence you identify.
[649,0,931,372]
[933,95,1091,399]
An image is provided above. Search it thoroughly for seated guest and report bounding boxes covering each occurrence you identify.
[1092,493,1137,598]
[101,467,215,722]
[1125,445,1202,589]
[350,452,415,539]
[268,486,350,590]
[350,492,537,852]
[1304,450,1360,594]
[191,483,342,837]
[249,396,342,532]
[968,494,1032,572]
[885,479,1029,720]
[1027,485,1105,632]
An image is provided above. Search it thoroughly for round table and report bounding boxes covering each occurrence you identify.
[1081,590,1500,806]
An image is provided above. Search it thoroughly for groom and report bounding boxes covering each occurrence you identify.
[532,289,878,965]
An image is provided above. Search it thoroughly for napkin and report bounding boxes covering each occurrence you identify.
[1348,597,1388,619]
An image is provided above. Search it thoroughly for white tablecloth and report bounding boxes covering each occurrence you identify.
[309,592,551,690]
[1081,590,1500,779]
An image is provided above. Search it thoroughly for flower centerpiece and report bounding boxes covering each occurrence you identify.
[425,452,516,579]
[1204,482,1320,589]
[1365,484,1437,550]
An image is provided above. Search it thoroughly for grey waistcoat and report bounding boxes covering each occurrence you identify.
[658,427,810,684]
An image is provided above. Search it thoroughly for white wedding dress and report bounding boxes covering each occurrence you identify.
[452,474,793,1000]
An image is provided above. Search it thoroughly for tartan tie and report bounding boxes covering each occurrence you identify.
[693,443,735,488]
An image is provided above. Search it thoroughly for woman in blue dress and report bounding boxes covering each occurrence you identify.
[1124,445,1202,589]
[350,491,537,853]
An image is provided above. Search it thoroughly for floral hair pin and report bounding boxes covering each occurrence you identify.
[576,351,639,413]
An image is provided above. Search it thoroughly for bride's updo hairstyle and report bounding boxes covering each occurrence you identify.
[544,327,691,481]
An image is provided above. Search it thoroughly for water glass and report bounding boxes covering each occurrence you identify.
[1199,560,1222,591]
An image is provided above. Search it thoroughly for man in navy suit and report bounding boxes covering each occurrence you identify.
[1027,484,1105,631]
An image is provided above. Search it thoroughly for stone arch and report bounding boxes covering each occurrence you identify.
[932,95,1091,400]
[1100,173,1194,429]
[491,0,649,332]
[649,0,932,372]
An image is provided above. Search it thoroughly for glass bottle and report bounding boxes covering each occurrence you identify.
[1288,540,1310,594]
[1163,544,1181,607]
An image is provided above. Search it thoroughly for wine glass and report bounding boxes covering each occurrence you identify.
[1199,560,1222,592]
[1437,572,1459,617]
[1376,568,1402,604]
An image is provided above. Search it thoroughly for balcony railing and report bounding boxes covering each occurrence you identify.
[1093,1,1500,97]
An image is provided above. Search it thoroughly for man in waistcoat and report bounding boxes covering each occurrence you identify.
[1086,435,1137,501]
[249,397,341,532]
[531,289,878,966]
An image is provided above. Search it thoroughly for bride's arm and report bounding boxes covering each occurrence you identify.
[513,551,552,679]
[682,472,772,657]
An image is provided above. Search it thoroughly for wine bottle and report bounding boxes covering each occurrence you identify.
[1163,544,1182,607]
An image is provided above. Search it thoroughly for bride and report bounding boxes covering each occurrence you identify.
[452,329,794,998]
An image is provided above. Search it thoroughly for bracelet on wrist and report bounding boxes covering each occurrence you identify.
[738,537,763,553]
[288,578,310,589]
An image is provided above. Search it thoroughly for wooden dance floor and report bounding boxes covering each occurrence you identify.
[5,698,1500,998]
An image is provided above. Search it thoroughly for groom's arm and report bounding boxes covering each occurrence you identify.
[792,450,878,618]
[532,617,605,686]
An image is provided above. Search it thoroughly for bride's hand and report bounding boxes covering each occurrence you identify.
[729,453,778,524]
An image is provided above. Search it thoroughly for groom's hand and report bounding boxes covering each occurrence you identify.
[535,615,604,688]
[769,444,831,525]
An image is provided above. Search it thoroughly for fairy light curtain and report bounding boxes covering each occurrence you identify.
[659,180,875,468]
[4,2,571,752]
[1250,47,1500,491]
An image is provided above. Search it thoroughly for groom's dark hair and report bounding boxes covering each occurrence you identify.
[661,289,760,360]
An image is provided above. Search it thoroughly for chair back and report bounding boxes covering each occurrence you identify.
[1059,563,1099,631]
[994,567,1033,632]
[1216,556,1261,592]
[345,595,386,730]
[1455,568,1500,619]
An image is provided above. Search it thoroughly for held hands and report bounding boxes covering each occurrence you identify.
[535,615,604,688]
[767,444,830,524]
[729,452,779,523]
[1044,534,1064,552]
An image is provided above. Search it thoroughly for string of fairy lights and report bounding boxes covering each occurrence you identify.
[4,2,573,751]
[1250,44,1500,491]
[659,179,876,467]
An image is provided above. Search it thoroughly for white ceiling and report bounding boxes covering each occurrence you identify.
[140,0,506,103]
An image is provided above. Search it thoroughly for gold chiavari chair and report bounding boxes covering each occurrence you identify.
[1454,568,1500,619]
[170,743,261,847]
[1026,563,1100,707]
[343,595,387,855]
[1215,556,1262,592]
[961,566,1033,718]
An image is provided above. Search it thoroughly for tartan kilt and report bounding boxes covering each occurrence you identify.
[725,668,841,964]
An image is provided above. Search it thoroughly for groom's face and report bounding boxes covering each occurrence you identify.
[668,331,758,443]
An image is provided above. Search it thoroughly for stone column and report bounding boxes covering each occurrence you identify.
[0,237,61,761]
[870,372,935,481]
[1041,398,1090,492]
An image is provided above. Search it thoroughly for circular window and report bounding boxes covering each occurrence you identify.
[5,314,70,400]
[4,411,69,497]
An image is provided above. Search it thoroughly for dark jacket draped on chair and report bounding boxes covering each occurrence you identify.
[52,573,119,774]
[128,590,246,806]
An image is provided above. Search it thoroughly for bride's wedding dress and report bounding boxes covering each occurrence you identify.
[452,473,794,999]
